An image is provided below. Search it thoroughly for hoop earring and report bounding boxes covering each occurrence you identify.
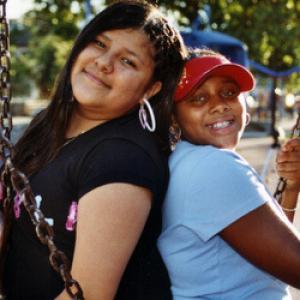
[139,98,156,132]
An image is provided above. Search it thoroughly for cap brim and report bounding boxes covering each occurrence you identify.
[178,63,255,102]
[208,64,255,92]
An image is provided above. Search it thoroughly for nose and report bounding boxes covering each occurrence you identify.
[94,53,113,73]
[208,95,231,114]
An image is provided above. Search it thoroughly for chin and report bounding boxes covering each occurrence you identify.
[213,140,237,150]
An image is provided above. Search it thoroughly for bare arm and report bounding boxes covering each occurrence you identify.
[276,138,300,221]
[220,200,300,288]
[55,183,152,300]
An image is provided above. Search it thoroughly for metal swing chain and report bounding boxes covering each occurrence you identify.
[0,1,84,299]
[274,112,300,203]
[0,0,12,142]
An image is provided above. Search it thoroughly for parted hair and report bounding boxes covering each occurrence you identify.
[13,0,187,175]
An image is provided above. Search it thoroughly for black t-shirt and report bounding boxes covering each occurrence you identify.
[4,112,171,300]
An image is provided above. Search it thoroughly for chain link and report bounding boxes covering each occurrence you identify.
[0,0,12,142]
[0,1,84,298]
[274,112,300,203]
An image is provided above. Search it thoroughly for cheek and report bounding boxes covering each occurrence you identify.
[174,107,188,128]
[71,48,95,73]
[119,72,150,97]
[70,56,85,85]
[176,108,199,133]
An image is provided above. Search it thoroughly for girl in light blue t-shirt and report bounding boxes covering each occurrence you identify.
[158,49,300,300]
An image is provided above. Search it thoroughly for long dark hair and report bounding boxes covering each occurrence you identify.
[13,0,186,175]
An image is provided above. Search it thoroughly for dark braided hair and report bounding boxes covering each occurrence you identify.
[13,0,187,175]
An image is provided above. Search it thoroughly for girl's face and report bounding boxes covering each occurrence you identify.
[71,28,161,120]
[175,76,248,150]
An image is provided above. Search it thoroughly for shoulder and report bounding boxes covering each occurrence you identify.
[88,137,165,171]
[165,144,271,240]
[66,112,166,171]
[75,117,169,200]
[183,145,259,190]
[88,112,165,164]
[167,142,269,214]
[170,141,243,172]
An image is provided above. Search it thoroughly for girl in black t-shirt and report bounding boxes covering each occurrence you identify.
[1,1,187,299]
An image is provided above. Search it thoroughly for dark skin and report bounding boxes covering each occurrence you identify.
[277,138,300,222]
[221,201,300,289]
[221,137,300,289]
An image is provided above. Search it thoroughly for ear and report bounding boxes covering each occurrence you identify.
[141,81,162,103]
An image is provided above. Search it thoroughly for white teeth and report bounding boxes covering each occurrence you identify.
[212,121,231,129]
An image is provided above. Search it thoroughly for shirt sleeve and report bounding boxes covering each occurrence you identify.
[77,138,165,202]
[184,148,272,242]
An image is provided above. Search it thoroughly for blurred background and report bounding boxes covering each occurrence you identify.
[8,0,300,144]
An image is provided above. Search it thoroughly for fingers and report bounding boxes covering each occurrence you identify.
[276,162,300,192]
[276,161,300,173]
[276,167,300,183]
[276,139,300,177]
[281,138,300,152]
[276,152,300,178]
[277,150,300,163]
[276,138,300,191]
[277,138,300,163]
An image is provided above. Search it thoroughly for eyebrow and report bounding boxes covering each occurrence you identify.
[100,32,144,65]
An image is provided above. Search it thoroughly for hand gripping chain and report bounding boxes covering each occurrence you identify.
[0,1,84,299]
[274,113,300,203]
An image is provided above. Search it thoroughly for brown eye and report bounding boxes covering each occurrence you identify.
[95,39,106,49]
[190,94,208,104]
[121,57,136,68]
[220,84,240,99]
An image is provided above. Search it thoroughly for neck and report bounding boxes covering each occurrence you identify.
[66,105,107,139]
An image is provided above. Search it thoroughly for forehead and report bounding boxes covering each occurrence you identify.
[98,28,155,62]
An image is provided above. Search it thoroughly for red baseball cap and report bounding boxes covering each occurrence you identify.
[174,55,255,102]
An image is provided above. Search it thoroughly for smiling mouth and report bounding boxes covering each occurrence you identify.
[207,120,234,129]
[83,70,111,88]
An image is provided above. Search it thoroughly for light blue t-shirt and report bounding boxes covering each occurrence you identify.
[158,141,290,300]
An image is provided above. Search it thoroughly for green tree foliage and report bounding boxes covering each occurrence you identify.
[155,0,300,88]
[11,0,88,98]
[11,0,300,96]
[10,22,33,97]
[24,0,83,39]
[29,34,73,98]
[11,45,33,97]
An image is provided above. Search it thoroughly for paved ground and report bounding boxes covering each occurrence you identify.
[9,114,300,298]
